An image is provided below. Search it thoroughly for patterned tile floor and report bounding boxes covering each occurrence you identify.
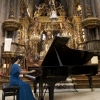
[0,88,100,100]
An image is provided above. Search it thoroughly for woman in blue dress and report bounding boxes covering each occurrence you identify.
[10,55,36,100]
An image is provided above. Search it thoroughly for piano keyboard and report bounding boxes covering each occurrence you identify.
[25,74,36,80]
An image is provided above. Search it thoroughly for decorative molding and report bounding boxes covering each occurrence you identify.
[2,15,21,31]
[82,17,100,29]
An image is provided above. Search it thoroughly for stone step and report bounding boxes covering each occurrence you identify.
[72,74,100,88]
[0,74,100,89]
[72,78,100,83]
[72,75,100,83]
[74,83,100,88]
[72,74,100,78]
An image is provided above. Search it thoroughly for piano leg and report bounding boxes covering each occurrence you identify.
[48,84,54,100]
[38,82,44,100]
[34,82,38,97]
[87,75,94,92]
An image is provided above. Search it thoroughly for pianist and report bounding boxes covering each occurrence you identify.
[9,55,36,100]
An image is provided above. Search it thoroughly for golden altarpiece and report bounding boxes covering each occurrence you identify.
[1,0,100,76]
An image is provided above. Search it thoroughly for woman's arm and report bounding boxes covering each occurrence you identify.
[20,70,36,74]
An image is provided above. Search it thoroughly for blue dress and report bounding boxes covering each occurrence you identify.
[10,64,36,100]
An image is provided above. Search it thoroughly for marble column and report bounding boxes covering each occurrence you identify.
[0,0,2,18]
[94,0,100,18]
[95,0,100,40]
[93,0,100,40]
[84,0,88,18]
[0,0,9,65]
[95,28,100,39]
[95,0,100,68]
[91,0,96,17]
[13,0,20,43]
[6,0,10,19]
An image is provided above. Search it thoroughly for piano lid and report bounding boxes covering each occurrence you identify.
[41,36,95,66]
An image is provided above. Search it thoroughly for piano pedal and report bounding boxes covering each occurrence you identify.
[38,97,44,100]
[68,76,72,78]
[91,88,95,92]
[35,93,38,97]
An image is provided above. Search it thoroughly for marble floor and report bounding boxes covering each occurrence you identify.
[0,88,100,100]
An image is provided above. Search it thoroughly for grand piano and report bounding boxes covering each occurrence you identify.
[25,36,98,100]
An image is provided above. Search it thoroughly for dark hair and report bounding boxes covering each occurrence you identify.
[14,55,24,62]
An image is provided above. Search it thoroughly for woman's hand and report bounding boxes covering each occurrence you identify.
[21,70,36,74]
[30,70,36,73]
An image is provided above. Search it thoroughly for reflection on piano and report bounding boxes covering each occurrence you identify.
[25,36,98,100]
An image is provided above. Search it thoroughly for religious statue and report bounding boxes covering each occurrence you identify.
[34,4,44,17]
[57,4,66,16]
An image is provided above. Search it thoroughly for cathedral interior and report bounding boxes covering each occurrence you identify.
[0,0,100,75]
[0,1,100,100]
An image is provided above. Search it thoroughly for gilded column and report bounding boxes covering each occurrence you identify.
[80,0,85,19]
[72,16,83,49]
[67,0,73,17]
[28,0,34,18]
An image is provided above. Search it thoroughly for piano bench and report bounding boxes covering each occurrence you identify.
[2,83,19,100]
